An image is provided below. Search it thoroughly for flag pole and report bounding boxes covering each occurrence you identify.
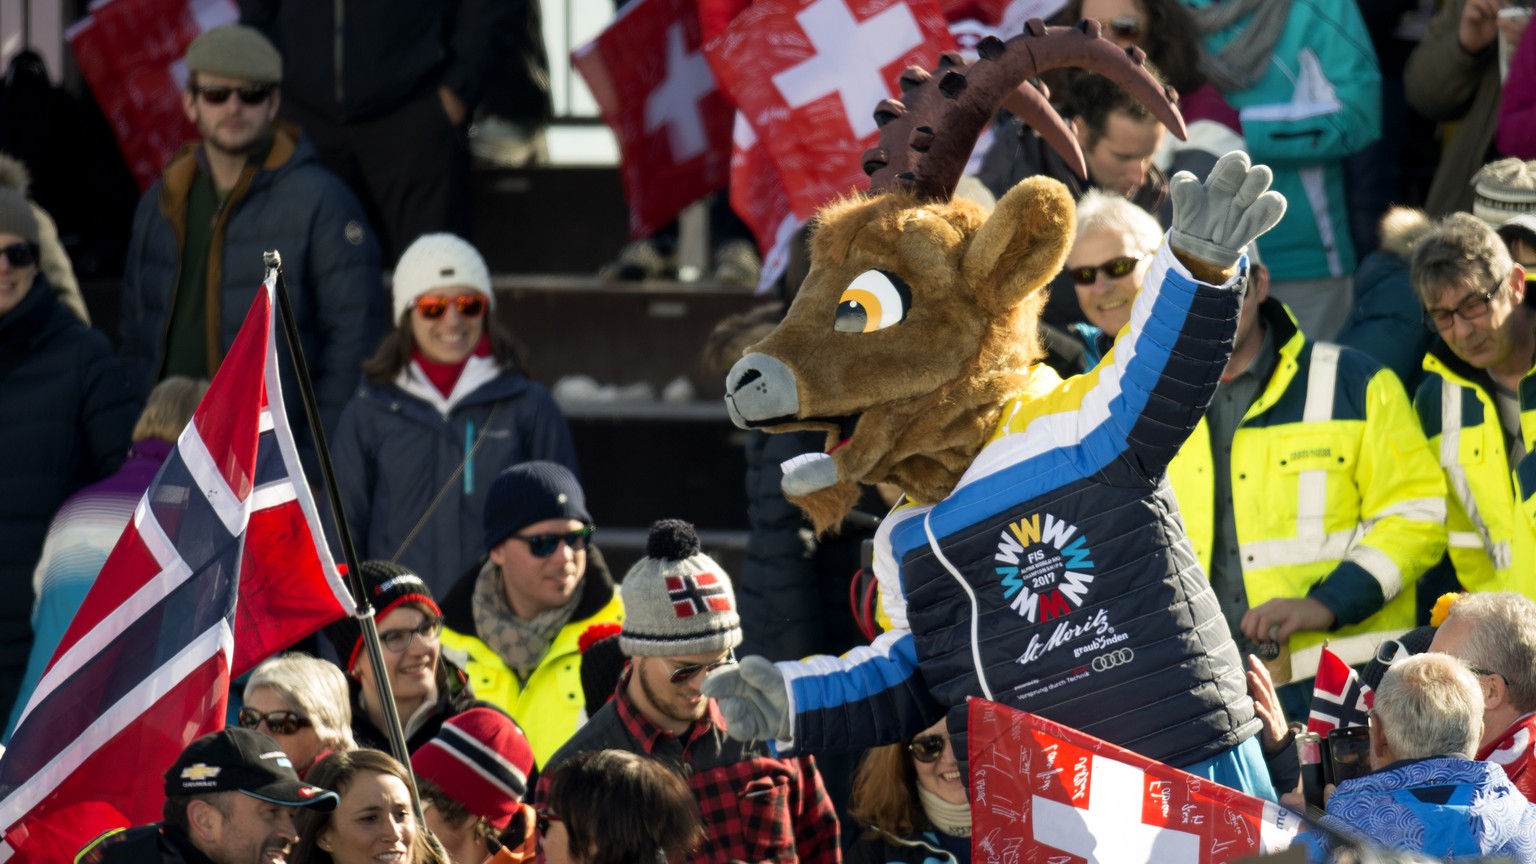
[261,252,418,791]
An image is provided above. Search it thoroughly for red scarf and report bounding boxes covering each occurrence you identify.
[1479,712,1536,803]
[412,334,492,398]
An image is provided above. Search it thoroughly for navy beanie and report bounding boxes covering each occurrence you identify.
[482,461,592,553]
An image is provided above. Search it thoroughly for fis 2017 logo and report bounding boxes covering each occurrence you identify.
[995,512,1095,622]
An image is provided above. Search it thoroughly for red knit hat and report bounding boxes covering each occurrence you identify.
[410,708,534,829]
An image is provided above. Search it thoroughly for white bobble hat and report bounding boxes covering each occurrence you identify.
[392,233,495,321]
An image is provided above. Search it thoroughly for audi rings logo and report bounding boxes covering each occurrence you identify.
[1091,648,1134,672]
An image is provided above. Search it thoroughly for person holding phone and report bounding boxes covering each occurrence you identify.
[1301,653,1536,861]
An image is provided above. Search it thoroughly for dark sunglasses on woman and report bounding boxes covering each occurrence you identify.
[0,241,39,269]
[237,707,312,736]
[412,293,488,320]
[1066,255,1142,285]
[908,733,948,763]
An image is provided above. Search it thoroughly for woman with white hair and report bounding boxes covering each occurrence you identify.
[242,652,357,779]
[1059,190,1164,369]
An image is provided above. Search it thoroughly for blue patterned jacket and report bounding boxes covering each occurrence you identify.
[1304,756,1536,862]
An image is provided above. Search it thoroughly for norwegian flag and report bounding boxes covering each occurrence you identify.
[666,573,733,617]
[704,0,956,221]
[0,274,353,862]
[67,0,239,191]
[573,0,736,238]
[969,699,1301,863]
[1307,646,1374,736]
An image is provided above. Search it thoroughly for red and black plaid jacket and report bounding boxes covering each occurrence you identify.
[538,669,841,863]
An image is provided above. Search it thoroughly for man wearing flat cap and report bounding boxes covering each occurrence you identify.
[77,727,339,863]
[118,24,388,470]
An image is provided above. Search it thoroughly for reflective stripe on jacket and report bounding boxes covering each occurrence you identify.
[1414,344,1536,596]
[1168,300,1445,663]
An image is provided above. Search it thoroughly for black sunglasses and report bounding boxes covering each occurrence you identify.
[378,617,443,652]
[1066,255,1142,285]
[511,526,594,558]
[0,241,39,269]
[908,733,947,763]
[193,84,277,106]
[666,652,737,685]
[237,707,312,736]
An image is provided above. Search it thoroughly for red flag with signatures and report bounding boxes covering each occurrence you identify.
[704,0,956,220]
[968,699,1301,863]
[67,0,238,191]
[573,0,735,238]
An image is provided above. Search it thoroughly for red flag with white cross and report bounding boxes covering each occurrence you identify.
[968,699,1301,863]
[572,0,735,238]
[704,0,957,220]
[729,114,804,292]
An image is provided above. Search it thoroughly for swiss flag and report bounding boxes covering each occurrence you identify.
[705,0,956,220]
[1306,646,1373,736]
[573,0,735,238]
[943,0,1064,54]
[969,699,1301,863]
[67,0,238,191]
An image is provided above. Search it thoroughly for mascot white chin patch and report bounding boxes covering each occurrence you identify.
[780,452,837,497]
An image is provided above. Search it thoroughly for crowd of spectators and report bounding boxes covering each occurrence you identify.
[6,0,1536,861]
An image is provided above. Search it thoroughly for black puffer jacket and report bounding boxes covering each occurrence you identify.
[0,280,136,714]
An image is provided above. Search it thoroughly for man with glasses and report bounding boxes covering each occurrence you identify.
[1412,213,1536,597]
[440,462,623,767]
[1429,592,1536,802]
[118,24,387,473]
[1167,247,1444,705]
[539,519,840,864]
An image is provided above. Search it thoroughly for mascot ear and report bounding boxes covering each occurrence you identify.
[961,176,1076,314]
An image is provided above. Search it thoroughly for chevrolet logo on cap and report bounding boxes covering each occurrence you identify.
[181,763,221,781]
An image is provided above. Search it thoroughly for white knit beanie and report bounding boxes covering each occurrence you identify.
[391,233,495,321]
[620,520,742,657]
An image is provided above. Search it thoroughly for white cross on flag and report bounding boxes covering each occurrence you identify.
[969,699,1301,863]
[573,0,735,238]
[704,0,955,220]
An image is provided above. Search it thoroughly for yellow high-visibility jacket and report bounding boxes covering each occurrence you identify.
[1169,301,1446,672]
[1414,344,1536,597]
[439,556,625,767]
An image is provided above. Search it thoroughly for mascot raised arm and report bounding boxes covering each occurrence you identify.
[704,20,1285,794]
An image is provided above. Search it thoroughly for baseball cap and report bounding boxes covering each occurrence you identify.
[165,728,338,810]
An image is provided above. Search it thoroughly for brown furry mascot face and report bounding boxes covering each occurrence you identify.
[723,21,1183,533]
[727,180,1075,530]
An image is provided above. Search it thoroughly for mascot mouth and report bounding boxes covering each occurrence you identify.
[776,414,860,497]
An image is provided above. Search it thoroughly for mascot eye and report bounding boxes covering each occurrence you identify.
[834,270,911,333]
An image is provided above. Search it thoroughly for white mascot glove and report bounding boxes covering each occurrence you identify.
[1169,151,1287,270]
[700,655,792,742]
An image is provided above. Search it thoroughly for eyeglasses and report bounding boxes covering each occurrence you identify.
[1066,255,1142,285]
[536,809,562,836]
[1469,665,1508,686]
[511,526,594,558]
[193,84,277,106]
[412,293,487,320]
[237,708,312,736]
[665,652,737,685]
[1100,14,1143,42]
[0,241,39,269]
[908,733,948,764]
[378,617,443,653]
[1423,276,1503,332]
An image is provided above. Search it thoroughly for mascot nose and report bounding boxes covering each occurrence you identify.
[725,353,800,429]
